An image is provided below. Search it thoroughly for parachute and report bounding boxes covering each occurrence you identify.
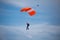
[20,7,36,16]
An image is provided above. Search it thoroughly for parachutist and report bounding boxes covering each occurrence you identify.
[26,23,30,30]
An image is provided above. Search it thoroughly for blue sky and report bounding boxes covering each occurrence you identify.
[0,0,60,40]
[0,0,60,26]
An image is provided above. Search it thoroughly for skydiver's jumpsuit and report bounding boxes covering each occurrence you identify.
[26,23,30,30]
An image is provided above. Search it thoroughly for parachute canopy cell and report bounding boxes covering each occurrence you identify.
[20,7,36,16]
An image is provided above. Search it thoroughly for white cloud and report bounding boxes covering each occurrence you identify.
[1,0,38,7]
[0,23,60,40]
[1,0,47,12]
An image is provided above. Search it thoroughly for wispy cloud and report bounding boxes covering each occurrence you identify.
[1,0,47,12]
[1,0,37,7]
[0,23,60,40]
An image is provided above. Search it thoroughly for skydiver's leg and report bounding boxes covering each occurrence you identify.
[26,25,29,30]
[27,26,29,30]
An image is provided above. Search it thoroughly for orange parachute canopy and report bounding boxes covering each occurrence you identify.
[20,7,36,16]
